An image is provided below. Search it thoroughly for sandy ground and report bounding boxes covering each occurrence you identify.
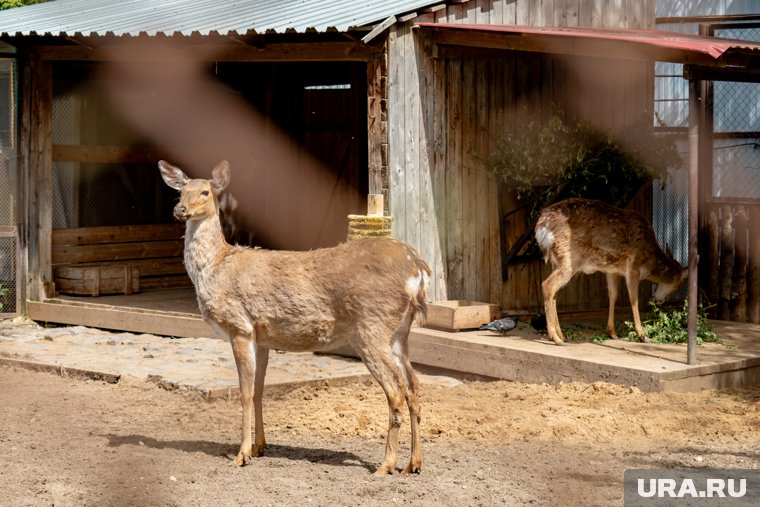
[1,365,759,506]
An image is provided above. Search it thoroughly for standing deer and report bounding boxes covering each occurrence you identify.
[159,160,430,476]
[535,198,686,345]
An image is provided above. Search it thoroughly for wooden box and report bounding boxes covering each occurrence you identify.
[425,300,501,332]
[54,263,140,296]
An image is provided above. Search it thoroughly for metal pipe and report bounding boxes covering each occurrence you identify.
[687,78,699,365]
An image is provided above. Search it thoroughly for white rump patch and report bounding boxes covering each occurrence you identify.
[405,271,423,297]
[535,226,555,254]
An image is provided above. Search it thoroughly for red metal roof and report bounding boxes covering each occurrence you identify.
[415,23,760,68]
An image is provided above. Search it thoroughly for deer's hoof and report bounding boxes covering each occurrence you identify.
[552,338,566,346]
[403,462,422,475]
[373,465,394,477]
[252,443,266,457]
[234,446,252,466]
[639,335,651,343]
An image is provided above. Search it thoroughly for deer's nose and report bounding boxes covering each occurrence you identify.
[174,204,188,220]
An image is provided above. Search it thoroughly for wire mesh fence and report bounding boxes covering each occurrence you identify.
[0,57,17,314]
[51,84,176,228]
[653,24,760,302]
[712,138,760,199]
[711,25,760,200]
[0,235,16,315]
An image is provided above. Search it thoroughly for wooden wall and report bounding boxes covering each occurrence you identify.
[704,202,760,324]
[387,0,656,313]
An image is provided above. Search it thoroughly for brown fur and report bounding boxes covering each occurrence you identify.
[159,160,430,475]
[535,198,686,345]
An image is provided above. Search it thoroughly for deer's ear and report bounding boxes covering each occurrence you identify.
[211,160,230,194]
[158,160,189,190]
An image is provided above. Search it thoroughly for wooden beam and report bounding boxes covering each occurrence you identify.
[366,50,385,195]
[52,240,184,265]
[17,53,31,313]
[685,64,760,83]
[426,28,721,66]
[52,223,184,245]
[52,144,167,164]
[421,4,447,13]
[36,41,377,62]
[26,52,53,301]
[362,15,397,44]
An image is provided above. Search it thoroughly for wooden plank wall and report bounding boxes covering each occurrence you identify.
[388,0,655,313]
[705,202,760,324]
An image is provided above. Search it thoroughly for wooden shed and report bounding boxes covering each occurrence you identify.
[1,0,759,340]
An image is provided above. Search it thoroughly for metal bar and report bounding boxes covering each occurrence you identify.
[687,78,699,365]
[656,15,760,24]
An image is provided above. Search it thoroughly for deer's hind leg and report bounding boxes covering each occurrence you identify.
[353,326,411,476]
[392,310,422,475]
[542,264,575,345]
[252,345,270,457]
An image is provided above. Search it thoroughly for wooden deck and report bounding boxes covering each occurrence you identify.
[26,288,760,392]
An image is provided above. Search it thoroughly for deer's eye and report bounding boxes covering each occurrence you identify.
[201,190,210,197]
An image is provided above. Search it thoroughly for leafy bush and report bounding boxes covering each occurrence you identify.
[480,108,681,220]
[0,0,46,10]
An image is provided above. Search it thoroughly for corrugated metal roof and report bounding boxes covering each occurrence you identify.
[417,24,760,66]
[0,0,442,37]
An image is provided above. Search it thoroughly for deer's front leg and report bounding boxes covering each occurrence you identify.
[252,345,270,457]
[605,273,620,338]
[624,271,649,343]
[231,335,255,466]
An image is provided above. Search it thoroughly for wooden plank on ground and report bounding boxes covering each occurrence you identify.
[27,301,217,339]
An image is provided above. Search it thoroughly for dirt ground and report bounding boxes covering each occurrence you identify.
[1,365,759,507]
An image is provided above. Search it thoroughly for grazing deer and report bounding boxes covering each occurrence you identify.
[159,160,430,476]
[535,198,686,345]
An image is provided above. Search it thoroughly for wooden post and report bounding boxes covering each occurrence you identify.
[687,78,699,365]
[26,51,53,302]
[367,194,384,216]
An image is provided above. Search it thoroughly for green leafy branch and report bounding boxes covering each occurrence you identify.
[621,300,721,346]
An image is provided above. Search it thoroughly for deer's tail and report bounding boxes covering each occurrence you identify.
[406,255,432,327]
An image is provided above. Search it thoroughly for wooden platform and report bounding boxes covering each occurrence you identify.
[410,323,760,392]
[26,288,760,392]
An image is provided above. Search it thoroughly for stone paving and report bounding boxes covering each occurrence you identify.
[0,317,459,398]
